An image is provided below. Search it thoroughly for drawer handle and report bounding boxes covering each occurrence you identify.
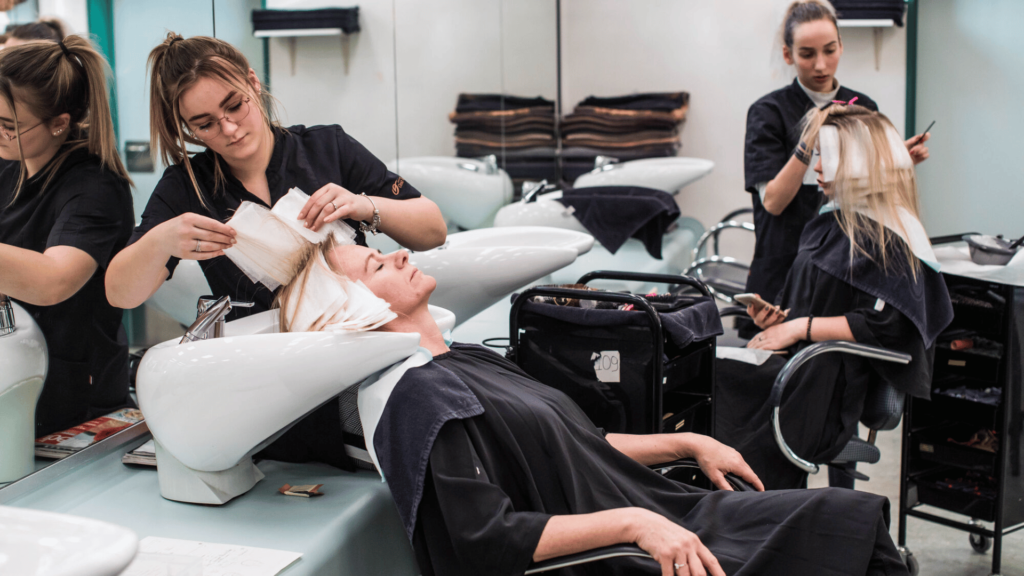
[948,359,967,367]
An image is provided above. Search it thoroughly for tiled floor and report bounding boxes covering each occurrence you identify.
[455,302,1023,576]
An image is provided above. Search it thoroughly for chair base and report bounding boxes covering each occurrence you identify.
[155,441,265,505]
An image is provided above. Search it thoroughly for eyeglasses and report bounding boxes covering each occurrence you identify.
[0,120,43,141]
[189,96,252,140]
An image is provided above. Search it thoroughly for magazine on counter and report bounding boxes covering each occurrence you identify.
[122,439,157,467]
[34,408,144,459]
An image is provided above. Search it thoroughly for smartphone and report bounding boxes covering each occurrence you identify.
[734,293,772,311]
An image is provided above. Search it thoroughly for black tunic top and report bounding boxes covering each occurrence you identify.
[0,147,135,436]
[128,124,421,318]
[716,214,951,490]
[376,344,908,576]
[743,79,877,303]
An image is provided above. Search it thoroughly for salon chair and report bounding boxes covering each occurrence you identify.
[683,208,755,305]
[770,341,910,487]
[412,458,754,575]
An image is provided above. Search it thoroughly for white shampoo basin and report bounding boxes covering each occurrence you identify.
[0,505,138,576]
[573,157,714,193]
[148,259,213,327]
[410,227,594,325]
[0,300,48,483]
[386,156,514,230]
[136,307,461,504]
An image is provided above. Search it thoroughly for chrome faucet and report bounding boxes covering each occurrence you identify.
[0,294,15,337]
[180,296,254,344]
[521,179,555,203]
[593,155,620,171]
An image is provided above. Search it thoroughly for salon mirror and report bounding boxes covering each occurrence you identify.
[0,0,230,494]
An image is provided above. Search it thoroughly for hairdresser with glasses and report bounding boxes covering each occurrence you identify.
[105,33,446,321]
[0,37,135,436]
[743,0,931,315]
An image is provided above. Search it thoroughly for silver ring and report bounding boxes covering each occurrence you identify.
[330,201,338,211]
[674,562,687,570]
[195,239,202,253]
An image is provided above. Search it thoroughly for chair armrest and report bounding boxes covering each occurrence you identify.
[526,544,653,574]
[769,341,911,474]
[523,457,755,573]
[649,457,756,492]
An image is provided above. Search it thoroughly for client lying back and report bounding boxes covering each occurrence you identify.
[224,196,910,576]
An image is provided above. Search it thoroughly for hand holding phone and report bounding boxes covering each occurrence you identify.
[735,293,789,329]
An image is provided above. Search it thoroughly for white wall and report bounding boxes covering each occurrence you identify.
[915,0,1024,237]
[266,0,907,234]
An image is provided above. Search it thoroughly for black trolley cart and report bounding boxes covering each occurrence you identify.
[506,271,721,437]
[898,245,1024,576]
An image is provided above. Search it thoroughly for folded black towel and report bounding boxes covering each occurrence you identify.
[578,92,689,112]
[455,94,555,113]
[556,186,680,258]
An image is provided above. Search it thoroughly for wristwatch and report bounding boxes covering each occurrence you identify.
[359,193,381,235]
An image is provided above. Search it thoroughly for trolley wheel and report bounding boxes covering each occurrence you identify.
[899,548,919,576]
[969,532,992,553]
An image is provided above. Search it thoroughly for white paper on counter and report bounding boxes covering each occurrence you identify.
[120,537,301,576]
[716,346,773,366]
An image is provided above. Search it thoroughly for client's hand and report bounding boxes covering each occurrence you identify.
[686,435,765,492]
[747,319,801,352]
[631,509,726,576]
[298,182,377,231]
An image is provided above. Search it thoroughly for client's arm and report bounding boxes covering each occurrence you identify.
[535,508,726,576]
[605,433,765,492]
[747,315,853,351]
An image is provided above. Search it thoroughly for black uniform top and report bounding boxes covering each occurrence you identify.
[743,79,877,303]
[375,344,907,576]
[0,147,135,436]
[128,124,421,318]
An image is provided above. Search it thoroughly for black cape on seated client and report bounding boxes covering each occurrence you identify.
[374,343,908,576]
[716,212,953,490]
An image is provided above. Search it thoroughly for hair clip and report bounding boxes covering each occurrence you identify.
[831,97,858,106]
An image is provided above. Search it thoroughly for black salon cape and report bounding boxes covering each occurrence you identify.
[128,124,421,320]
[744,79,877,304]
[716,213,952,490]
[0,147,134,436]
[376,344,908,576]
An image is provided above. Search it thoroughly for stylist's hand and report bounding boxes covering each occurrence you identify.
[299,183,376,232]
[906,132,930,164]
[153,213,235,260]
[631,509,726,576]
[686,434,765,492]
[748,319,802,351]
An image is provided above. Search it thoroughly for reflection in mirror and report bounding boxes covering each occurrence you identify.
[0,0,222,491]
[391,0,557,239]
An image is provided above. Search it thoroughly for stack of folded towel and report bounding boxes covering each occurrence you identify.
[560,92,689,182]
[449,94,558,182]
[831,0,905,25]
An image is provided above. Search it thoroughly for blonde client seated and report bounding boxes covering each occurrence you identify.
[261,231,910,576]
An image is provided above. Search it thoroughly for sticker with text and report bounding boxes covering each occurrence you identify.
[592,350,621,383]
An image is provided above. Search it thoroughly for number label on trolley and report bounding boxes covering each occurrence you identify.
[592,350,621,383]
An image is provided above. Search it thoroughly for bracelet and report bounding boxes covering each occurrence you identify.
[806,315,814,341]
[358,193,381,236]
[793,141,813,165]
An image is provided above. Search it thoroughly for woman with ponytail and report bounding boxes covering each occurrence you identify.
[0,35,135,436]
[717,103,952,490]
[105,33,446,320]
[742,0,931,315]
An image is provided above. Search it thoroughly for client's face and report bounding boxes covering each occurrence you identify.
[814,156,834,197]
[329,245,436,315]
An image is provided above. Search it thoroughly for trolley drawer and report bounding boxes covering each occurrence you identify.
[910,424,997,472]
[909,467,997,522]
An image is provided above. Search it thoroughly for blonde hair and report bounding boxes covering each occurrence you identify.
[274,235,344,333]
[779,0,839,50]
[147,32,278,207]
[799,104,921,278]
[0,34,131,204]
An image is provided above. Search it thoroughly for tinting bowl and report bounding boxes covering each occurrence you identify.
[963,234,1019,266]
